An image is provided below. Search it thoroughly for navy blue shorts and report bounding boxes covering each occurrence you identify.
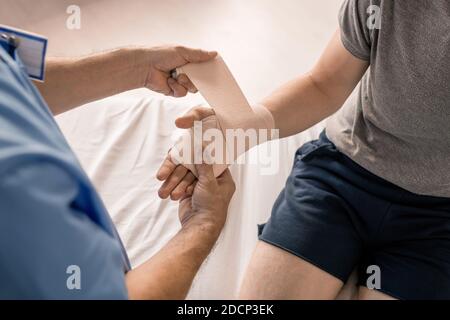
[259,131,450,300]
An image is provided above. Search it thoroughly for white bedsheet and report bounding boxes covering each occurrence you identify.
[56,89,325,299]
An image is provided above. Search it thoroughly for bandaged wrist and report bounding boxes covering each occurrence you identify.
[169,56,276,177]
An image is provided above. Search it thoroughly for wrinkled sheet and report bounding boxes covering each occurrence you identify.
[56,89,327,299]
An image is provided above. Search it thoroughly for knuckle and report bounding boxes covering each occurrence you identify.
[193,108,202,117]
[174,45,185,52]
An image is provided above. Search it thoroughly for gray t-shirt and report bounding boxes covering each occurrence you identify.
[326,0,450,197]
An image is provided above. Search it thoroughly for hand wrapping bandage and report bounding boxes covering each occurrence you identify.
[169,56,275,177]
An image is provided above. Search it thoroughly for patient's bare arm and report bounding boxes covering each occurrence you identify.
[263,29,368,138]
[35,46,217,115]
[125,164,235,300]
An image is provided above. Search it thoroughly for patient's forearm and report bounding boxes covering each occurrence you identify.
[263,30,368,138]
[262,73,342,138]
[125,223,219,300]
[35,48,147,115]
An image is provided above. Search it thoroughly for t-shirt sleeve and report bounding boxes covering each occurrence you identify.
[0,161,128,299]
[339,0,373,61]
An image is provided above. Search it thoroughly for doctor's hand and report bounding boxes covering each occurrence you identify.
[157,106,216,200]
[141,46,217,97]
[178,164,235,235]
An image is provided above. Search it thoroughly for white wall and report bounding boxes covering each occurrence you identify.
[2,0,340,102]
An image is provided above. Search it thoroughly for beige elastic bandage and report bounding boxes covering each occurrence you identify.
[169,56,275,177]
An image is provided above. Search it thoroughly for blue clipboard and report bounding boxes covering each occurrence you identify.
[0,25,48,81]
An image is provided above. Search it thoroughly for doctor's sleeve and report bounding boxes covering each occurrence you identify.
[0,161,128,299]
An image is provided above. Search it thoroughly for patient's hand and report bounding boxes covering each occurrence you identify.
[144,46,217,97]
[157,106,216,200]
[178,164,235,231]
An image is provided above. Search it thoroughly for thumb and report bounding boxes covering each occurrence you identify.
[177,46,218,63]
[175,114,195,129]
[175,107,216,129]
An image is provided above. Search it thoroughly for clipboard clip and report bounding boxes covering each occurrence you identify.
[1,33,20,56]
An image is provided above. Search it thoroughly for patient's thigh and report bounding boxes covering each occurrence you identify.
[358,287,396,300]
[239,241,344,300]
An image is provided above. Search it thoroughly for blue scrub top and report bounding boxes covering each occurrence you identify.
[0,40,130,299]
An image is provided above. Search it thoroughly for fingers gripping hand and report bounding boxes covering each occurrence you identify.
[178,164,235,230]
[157,107,217,200]
[144,46,217,97]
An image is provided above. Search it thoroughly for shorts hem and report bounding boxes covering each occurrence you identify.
[260,236,407,300]
[357,283,404,300]
[258,236,348,283]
